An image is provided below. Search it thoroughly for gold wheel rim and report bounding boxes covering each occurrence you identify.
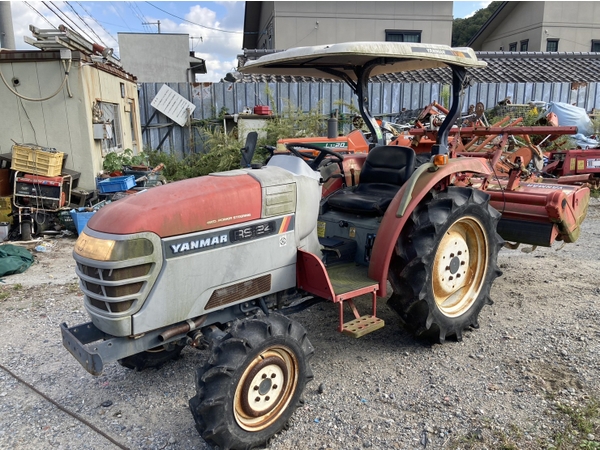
[432,216,488,318]
[234,345,299,432]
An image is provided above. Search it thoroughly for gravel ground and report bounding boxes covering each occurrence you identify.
[1,199,600,450]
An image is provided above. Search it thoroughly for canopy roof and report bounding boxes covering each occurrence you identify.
[239,42,486,81]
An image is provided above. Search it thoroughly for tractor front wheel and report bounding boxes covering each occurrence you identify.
[388,187,504,342]
[189,313,314,450]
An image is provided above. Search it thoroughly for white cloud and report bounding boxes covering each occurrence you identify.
[7,1,244,82]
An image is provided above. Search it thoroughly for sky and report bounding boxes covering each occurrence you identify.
[6,1,490,83]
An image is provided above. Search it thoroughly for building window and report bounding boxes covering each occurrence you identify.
[546,39,559,52]
[509,42,517,51]
[592,40,600,52]
[385,30,421,43]
[520,40,529,51]
[97,102,123,156]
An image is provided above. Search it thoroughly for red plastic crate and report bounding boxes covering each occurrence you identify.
[253,105,272,115]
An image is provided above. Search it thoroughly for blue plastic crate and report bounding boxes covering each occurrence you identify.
[70,209,96,235]
[98,175,135,193]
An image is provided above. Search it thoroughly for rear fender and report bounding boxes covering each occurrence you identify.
[368,157,493,297]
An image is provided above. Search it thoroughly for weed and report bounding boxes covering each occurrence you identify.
[66,283,80,294]
[145,95,332,181]
[13,283,22,291]
[102,148,148,173]
[551,397,600,449]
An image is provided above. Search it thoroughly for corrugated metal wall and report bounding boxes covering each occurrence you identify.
[138,81,600,155]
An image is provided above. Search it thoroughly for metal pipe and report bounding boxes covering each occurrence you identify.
[0,2,16,49]
[410,125,578,137]
[158,315,207,342]
[433,65,466,155]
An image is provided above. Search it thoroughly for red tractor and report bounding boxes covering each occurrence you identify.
[61,42,589,450]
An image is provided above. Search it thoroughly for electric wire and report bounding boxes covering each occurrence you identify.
[17,98,39,145]
[75,1,120,45]
[49,0,90,37]
[0,60,72,102]
[145,1,243,34]
[23,1,57,29]
[42,1,96,44]
[0,362,130,450]
[128,1,151,32]
[108,2,133,31]
[65,1,109,47]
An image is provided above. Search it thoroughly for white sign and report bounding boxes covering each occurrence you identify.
[150,84,196,127]
[587,158,600,169]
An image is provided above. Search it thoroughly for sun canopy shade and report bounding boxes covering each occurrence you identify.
[239,42,487,81]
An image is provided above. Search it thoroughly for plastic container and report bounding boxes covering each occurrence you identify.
[0,222,9,241]
[70,208,96,235]
[253,105,272,115]
[97,175,136,194]
[11,144,64,177]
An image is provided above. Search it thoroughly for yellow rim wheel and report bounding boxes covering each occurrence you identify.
[233,346,299,432]
[432,216,488,318]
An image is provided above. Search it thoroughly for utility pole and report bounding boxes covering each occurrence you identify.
[0,2,16,49]
[143,20,161,34]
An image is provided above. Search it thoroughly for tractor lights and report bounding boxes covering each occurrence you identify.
[433,154,449,166]
[74,232,153,261]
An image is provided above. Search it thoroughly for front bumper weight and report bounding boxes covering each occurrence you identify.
[61,322,109,376]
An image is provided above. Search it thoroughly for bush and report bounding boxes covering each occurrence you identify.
[146,95,338,182]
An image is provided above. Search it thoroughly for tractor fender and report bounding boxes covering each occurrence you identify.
[368,157,494,297]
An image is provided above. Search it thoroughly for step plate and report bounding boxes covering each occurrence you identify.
[342,315,385,338]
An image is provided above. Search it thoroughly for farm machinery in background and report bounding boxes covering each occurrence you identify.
[60,42,590,450]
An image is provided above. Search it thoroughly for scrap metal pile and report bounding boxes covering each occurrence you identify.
[384,101,600,189]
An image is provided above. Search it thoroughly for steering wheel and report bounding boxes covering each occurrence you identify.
[284,143,344,170]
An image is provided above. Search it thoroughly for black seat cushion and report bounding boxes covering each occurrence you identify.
[327,146,416,216]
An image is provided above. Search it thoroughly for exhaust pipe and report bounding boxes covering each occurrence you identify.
[158,316,207,342]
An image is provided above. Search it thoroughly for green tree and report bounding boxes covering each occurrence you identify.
[452,1,503,47]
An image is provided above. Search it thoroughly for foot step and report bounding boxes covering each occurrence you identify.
[342,315,384,338]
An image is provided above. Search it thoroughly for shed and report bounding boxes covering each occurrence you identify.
[0,26,143,190]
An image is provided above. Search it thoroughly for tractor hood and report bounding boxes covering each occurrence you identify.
[239,42,486,81]
[87,174,263,237]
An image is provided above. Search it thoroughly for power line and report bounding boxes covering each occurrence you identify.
[107,2,133,31]
[41,1,96,43]
[130,1,151,32]
[48,1,91,38]
[145,2,243,34]
[74,1,119,45]
[65,1,108,47]
[23,1,57,29]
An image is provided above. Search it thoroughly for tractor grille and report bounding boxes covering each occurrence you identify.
[76,262,154,315]
[206,274,271,310]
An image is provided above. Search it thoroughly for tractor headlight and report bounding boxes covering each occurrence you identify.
[74,232,154,261]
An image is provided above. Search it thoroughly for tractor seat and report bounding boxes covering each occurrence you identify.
[327,145,416,216]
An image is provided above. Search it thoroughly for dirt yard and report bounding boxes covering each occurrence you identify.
[1,199,600,450]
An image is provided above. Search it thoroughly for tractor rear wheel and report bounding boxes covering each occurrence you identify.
[118,340,186,371]
[189,313,314,450]
[388,187,504,342]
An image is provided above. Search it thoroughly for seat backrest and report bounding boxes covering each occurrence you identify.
[359,145,416,186]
